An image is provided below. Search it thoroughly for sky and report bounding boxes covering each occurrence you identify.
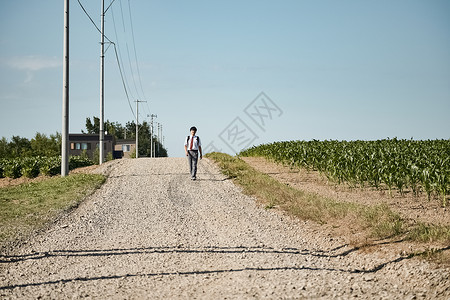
[0,0,449,157]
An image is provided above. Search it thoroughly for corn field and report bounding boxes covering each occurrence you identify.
[0,156,93,179]
[240,139,450,206]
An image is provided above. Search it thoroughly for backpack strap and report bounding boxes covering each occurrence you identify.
[187,136,200,149]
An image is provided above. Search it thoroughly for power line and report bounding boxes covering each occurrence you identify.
[128,0,147,100]
[118,0,142,101]
[126,43,141,100]
[111,4,136,101]
[111,0,144,105]
[77,0,136,119]
[114,0,148,116]
[119,0,127,34]
[112,44,136,119]
[77,0,112,44]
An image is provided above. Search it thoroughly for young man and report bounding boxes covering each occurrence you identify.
[184,126,202,180]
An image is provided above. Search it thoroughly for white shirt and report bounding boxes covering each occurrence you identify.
[184,135,201,151]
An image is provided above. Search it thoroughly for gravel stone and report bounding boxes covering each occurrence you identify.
[0,158,449,299]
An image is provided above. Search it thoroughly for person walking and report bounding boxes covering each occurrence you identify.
[184,126,202,180]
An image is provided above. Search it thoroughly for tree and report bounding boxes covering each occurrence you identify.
[106,121,125,140]
[30,132,61,157]
[83,117,100,134]
[9,136,32,157]
[0,137,10,158]
[84,117,125,140]
[125,120,152,157]
[0,134,61,159]
[154,139,168,157]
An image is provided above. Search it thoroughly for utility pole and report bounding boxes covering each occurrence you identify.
[150,114,157,157]
[160,124,163,150]
[61,0,69,177]
[99,0,105,164]
[157,123,161,154]
[135,100,147,158]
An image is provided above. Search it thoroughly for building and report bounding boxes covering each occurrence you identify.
[114,139,136,159]
[69,134,114,160]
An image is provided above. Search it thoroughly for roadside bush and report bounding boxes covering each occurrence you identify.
[130,148,136,159]
[3,159,22,178]
[0,159,5,178]
[106,152,113,162]
[92,148,100,165]
[69,156,93,170]
[21,157,40,178]
[39,156,61,176]
[80,149,89,160]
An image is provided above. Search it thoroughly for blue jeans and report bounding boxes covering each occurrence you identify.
[187,150,198,178]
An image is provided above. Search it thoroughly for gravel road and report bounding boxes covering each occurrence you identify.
[1,158,449,299]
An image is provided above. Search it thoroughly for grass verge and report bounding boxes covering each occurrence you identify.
[0,173,106,248]
[206,152,450,244]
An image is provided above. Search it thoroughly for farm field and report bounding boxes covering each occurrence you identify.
[0,156,93,180]
[240,139,450,207]
[241,156,449,229]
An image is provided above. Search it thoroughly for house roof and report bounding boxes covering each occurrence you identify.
[69,134,113,142]
[116,139,136,145]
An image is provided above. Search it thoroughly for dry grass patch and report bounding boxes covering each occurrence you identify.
[207,153,406,240]
[207,153,450,263]
[208,153,450,244]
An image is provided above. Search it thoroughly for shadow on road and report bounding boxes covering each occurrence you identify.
[3,244,446,291]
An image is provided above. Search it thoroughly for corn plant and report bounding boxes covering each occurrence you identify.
[240,139,450,205]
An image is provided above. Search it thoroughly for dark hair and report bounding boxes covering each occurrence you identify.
[190,126,197,132]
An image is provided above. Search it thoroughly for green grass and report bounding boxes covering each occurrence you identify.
[207,152,450,244]
[0,174,106,246]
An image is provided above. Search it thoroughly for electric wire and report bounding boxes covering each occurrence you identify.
[119,0,142,101]
[128,0,147,100]
[111,4,136,101]
[77,0,153,128]
[77,0,136,119]
[77,0,113,44]
[112,44,136,120]
[126,43,142,100]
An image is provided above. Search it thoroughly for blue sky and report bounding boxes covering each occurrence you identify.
[1,0,449,157]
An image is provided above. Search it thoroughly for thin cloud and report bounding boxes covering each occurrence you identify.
[5,55,61,71]
[24,71,34,83]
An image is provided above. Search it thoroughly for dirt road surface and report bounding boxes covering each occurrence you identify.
[1,158,449,299]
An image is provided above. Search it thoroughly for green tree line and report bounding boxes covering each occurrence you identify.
[83,116,167,157]
[0,133,61,159]
[1,116,167,159]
